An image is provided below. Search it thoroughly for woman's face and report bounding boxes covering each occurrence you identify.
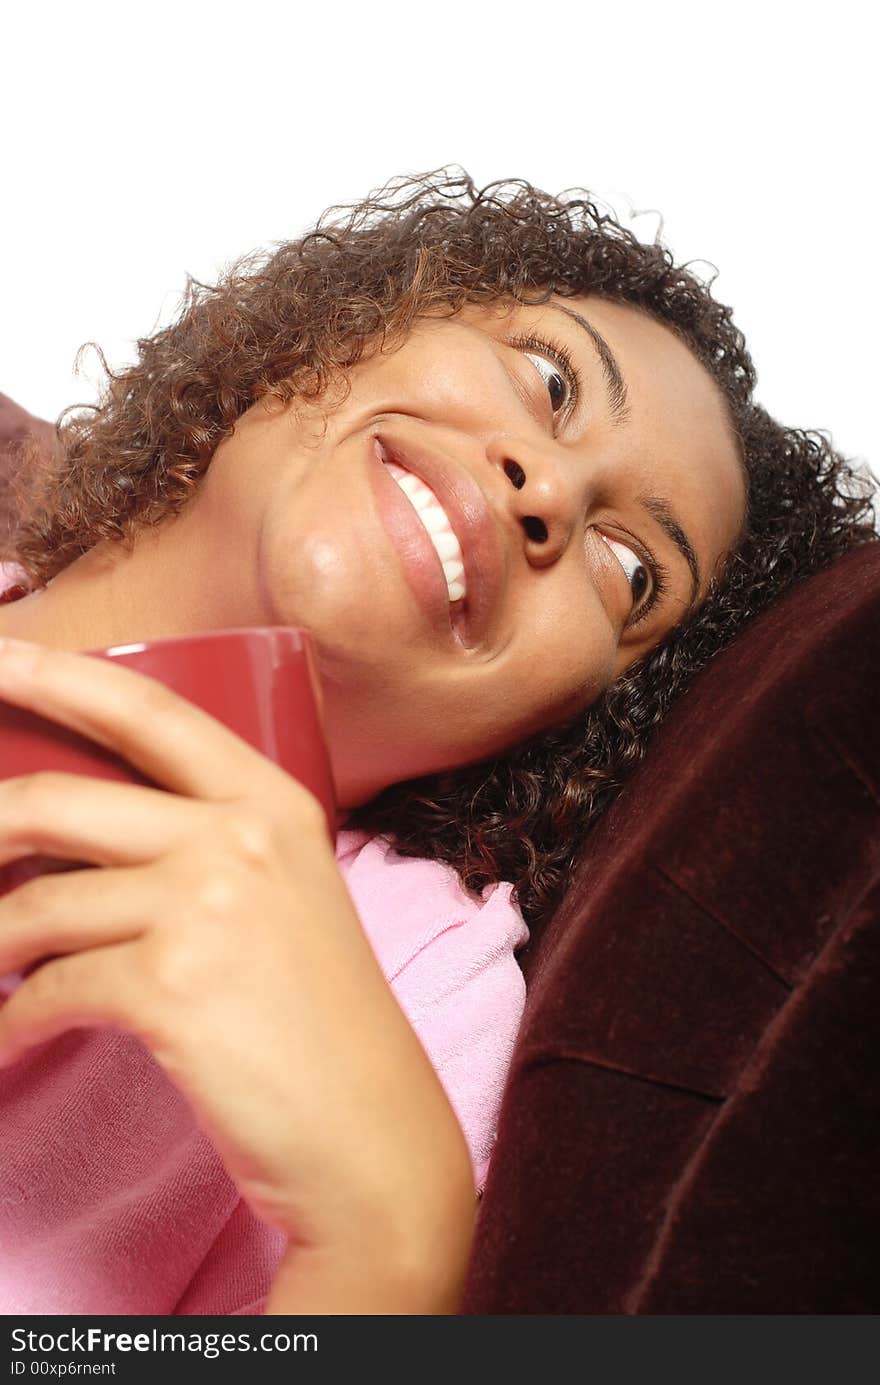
[186,293,747,809]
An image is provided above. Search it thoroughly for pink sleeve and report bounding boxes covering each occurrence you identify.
[335,831,529,1192]
[391,884,528,1191]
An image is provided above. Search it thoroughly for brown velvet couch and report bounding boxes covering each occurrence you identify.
[2,395,878,1313]
[464,536,880,1313]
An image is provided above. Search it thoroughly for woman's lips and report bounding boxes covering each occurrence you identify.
[368,445,458,642]
[368,434,505,649]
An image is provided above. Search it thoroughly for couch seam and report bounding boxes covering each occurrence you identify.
[805,716,880,809]
[517,1047,724,1104]
[622,861,880,1314]
[650,862,795,991]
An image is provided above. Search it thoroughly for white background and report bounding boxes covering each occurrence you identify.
[3,1,877,488]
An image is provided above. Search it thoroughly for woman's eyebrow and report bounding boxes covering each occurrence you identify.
[638,492,701,604]
[546,302,631,427]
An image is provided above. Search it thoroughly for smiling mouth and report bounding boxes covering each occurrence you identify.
[381,459,467,605]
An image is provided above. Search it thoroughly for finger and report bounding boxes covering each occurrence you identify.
[0,861,159,977]
[0,637,322,812]
[0,943,145,1066]
[0,771,209,869]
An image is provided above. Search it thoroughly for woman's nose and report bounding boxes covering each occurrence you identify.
[487,436,592,569]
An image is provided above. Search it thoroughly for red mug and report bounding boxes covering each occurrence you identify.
[0,627,336,993]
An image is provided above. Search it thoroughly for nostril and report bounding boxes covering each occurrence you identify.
[523,516,548,543]
[504,460,526,490]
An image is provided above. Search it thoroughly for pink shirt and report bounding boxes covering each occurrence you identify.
[0,826,528,1314]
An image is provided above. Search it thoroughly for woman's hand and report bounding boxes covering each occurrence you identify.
[0,636,476,1312]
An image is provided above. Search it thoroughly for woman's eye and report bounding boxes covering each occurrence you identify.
[600,534,651,609]
[523,352,569,414]
[506,331,579,422]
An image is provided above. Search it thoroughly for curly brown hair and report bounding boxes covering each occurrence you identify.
[4,168,876,933]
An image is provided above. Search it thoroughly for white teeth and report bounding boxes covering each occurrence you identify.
[442,559,464,585]
[417,503,450,535]
[432,529,460,561]
[383,457,468,604]
[395,471,424,500]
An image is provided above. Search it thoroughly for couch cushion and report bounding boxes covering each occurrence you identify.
[464,542,880,1313]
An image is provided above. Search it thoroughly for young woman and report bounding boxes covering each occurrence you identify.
[0,170,875,1315]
